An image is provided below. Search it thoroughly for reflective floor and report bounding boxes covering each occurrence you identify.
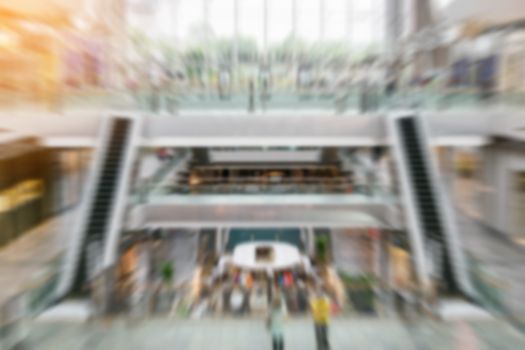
[26,318,525,350]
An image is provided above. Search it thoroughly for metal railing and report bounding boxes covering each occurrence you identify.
[127,84,525,114]
[134,151,189,203]
[0,255,62,349]
[155,181,393,196]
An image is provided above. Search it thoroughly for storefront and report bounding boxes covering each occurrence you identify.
[50,148,91,213]
[0,135,92,247]
[0,140,54,246]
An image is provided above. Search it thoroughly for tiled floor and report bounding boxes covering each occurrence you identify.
[26,317,525,350]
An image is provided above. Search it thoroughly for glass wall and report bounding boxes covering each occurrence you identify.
[0,143,91,247]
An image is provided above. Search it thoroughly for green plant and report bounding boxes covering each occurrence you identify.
[339,272,377,314]
[316,236,328,263]
[338,271,377,289]
[161,261,174,284]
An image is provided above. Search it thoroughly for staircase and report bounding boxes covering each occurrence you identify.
[389,114,474,297]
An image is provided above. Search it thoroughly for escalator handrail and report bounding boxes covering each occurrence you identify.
[54,116,114,299]
[387,113,430,291]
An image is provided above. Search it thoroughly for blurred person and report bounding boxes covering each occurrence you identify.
[324,68,337,97]
[297,65,312,98]
[450,58,470,87]
[357,63,371,113]
[126,71,140,106]
[297,281,309,312]
[251,285,269,315]
[267,296,286,350]
[385,63,399,98]
[310,288,331,350]
[476,55,497,101]
[248,79,255,111]
[149,62,164,112]
[266,272,274,303]
[156,148,173,162]
[259,65,272,103]
[245,272,254,289]
[230,286,244,315]
[164,67,178,113]
[218,67,231,100]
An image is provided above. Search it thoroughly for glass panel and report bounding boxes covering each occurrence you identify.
[178,0,205,41]
[296,0,320,42]
[239,0,264,47]
[210,0,235,38]
[325,0,346,41]
[268,0,292,44]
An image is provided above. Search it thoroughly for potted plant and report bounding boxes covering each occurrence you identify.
[340,272,376,315]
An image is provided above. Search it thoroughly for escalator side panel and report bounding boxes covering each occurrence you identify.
[394,115,473,297]
[56,117,134,298]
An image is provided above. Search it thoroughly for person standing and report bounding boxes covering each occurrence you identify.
[267,297,286,350]
[310,289,331,350]
[218,68,231,100]
[230,286,244,315]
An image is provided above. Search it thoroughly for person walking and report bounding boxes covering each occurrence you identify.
[310,289,331,350]
[267,296,286,350]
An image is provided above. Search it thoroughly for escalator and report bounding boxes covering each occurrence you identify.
[55,116,140,299]
[389,114,474,297]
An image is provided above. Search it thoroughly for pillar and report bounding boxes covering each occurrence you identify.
[216,227,225,255]
[438,146,456,193]
[379,230,394,315]
[307,227,315,257]
[233,0,240,90]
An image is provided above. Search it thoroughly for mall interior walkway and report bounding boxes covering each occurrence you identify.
[27,318,525,350]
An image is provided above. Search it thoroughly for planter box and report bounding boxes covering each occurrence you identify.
[347,288,375,315]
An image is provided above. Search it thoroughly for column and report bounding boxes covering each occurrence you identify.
[319,0,325,42]
[233,0,240,90]
[131,242,152,317]
[439,147,456,193]
[216,227,224,255]
[345,0,353,50]
[263,0,269,60]
[224,228,229,252]
[378,230,394,315]
[202,0,211,97]
[307,227,315,257]
[371,228,381,276]
[291,0,298,75]
[384,0,403,58]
